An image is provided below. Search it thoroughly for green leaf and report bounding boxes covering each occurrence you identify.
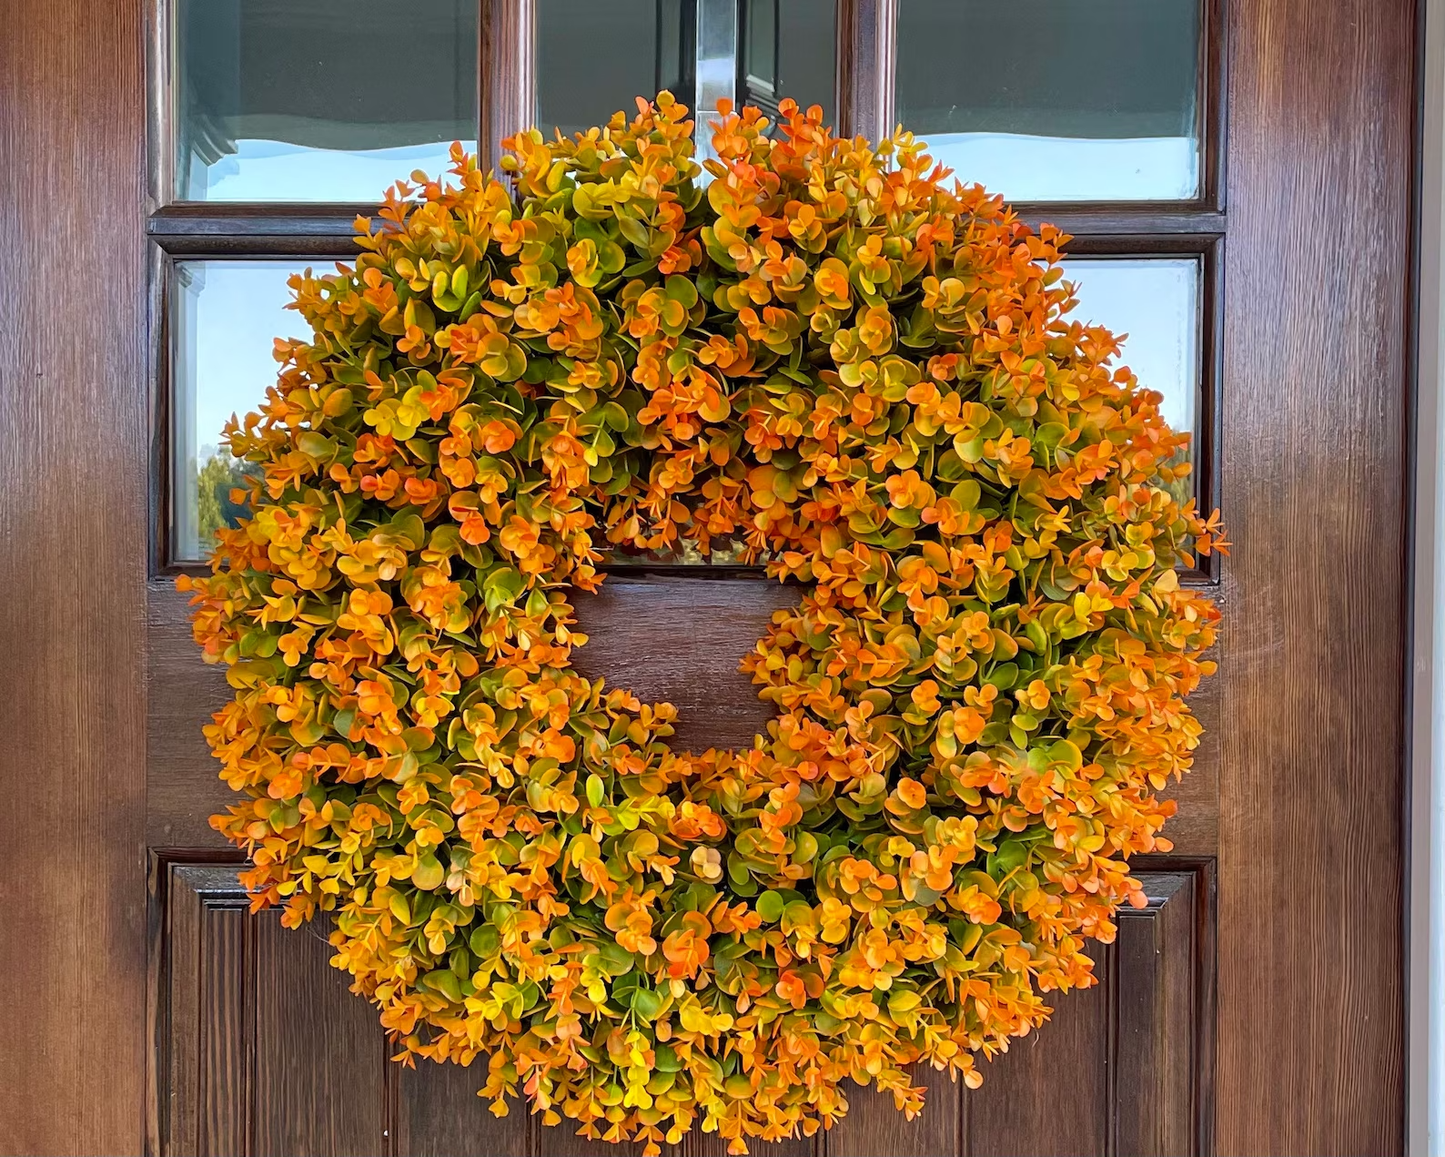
[483,567,525,612]
[987,839,1029,878]
[1049,739,1085,773]
[470,925,500,958]
[296,432,336,459]
[412,853,444,891]
[596,941,635,977]
[422,968,462,1002]
[631,987,664,1018]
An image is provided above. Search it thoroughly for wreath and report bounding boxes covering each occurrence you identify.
[181,94,1225,1154]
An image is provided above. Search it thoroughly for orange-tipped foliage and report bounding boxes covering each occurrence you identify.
[180,93,1225,1155]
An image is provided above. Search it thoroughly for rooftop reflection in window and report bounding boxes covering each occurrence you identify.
[738,0,836,128]
[897,0,1201,202]
[536,0,689,142]
[175,0,476,202]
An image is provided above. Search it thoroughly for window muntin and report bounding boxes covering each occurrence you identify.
[157,4,1221,574]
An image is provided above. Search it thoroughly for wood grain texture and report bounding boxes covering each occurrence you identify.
[395,1061,531,1157]
[160,863,251,1157]
[825,1067,959,1157]
[1115,873,1201,1157]
[200,908,253,1157]
[149,582,240,849]
[836,0,895,142]
[536,1120,641,1157]
[0,0,149,1152]
[1215,0,1412,1149]
[965,969,1111,1157]
[675,1125,816,1157]
[569,576,798,753]
[162,865,211,1157]
[1153,680,1220,859]
[161,863,529,1157]
[153,864,1211,1157]
[251,913,389,1156]
[958,873,1204,1157]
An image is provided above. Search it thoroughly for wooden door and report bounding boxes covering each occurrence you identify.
[0,0,1413,1154]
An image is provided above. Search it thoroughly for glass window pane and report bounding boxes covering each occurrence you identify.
[175,0,476,202]
[777,0,834,125]
[740,0,779,115]
[537,0,681,140]
[1062,257,1202,494]
[745,0,776,86]
[741,0,834,127]
[171,260,313,561]
[895,0,1201,202]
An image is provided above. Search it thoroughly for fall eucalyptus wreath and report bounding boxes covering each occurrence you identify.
[181,95,1226,1154]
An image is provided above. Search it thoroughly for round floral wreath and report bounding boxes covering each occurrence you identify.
[182,94,1226,1155]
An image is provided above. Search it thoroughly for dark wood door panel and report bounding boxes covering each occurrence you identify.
[154,864,1208,1157]
[956,870,1205,1157]
[149,587,237,849]
[160,864,397,1157]
[250,917,389,1156]
[0,0,1410,1145]
[148,577,1220,858]
[395,1062,531,1157]
[160,865,248,1156]
[961,974,1111,1157]
[1214,0,1412,1145]
[567,576,800,754]
[824,1066,960,1156]
[1114,873,1205,1157]
[147,573,798,848]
